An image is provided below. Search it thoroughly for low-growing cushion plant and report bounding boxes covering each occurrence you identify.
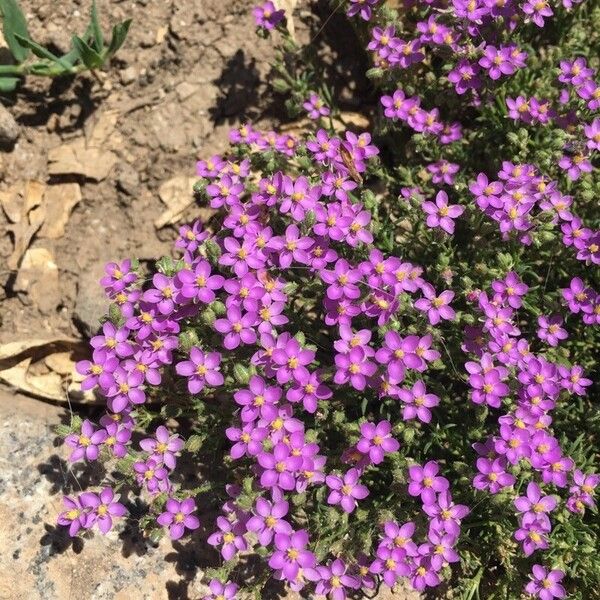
[56,0,599,598]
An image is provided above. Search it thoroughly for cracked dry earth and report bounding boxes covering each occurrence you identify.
[0,0,420,598]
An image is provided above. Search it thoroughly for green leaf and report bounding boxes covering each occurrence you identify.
[0,75,19,92]
[14,33,71,70]
[0,0,30,63]
[60,22,94,68]
[90,0,104,51]
[72,35,103,69]
[106,19,132,57]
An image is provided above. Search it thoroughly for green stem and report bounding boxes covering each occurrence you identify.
[0,64,25,75]
[0,61,85,78]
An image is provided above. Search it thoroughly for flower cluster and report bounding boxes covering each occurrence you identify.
[56,0,599,597]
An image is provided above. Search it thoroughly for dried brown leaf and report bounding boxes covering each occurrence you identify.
[86,108,120,148]
[276,0,298,40]
[0,357,65,402]
[39,183,82,239]
[0,182,23,223]
[154,175,217,228]
[0,337,80,362]
[14,247,60,314]
[48,139,117,181]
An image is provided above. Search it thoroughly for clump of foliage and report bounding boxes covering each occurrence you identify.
[55,0,599,598]
[0,0,130,92]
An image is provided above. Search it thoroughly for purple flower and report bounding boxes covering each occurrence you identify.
[398,380,440,423]
[380,521,418,556]
[558,152,593,181]
[473,457,516,493]
[558,364,592,395]
[202,579,238,600]
[423,528,460,571]
[525,565,566,599]
[271,335,315,385]
[286,369,332,413]
[140,425,184,470]
[408,461,449,505]
[207,515,247,560]
[100,259,137,294]
[421,190,464,234]
[176,260,224,304]
[448,59,481,94]
[258,442,302,490]
[270,224,314,268]
[197,154,225,179]
[491,271,529,308]
[144,273,179,315]
[410,556,441,591]
[303,93,330,119]
[369,545,411,587]
[175,348,224,393]
[280,176,321,221]
[175,220,209,254]
[219,236,265,276]
[90,322,133,358]
[422,491,469,535]
[79,488,127,534]
[514,482,557,530]
[106,367,145,412]
[307,129,340,162]
[356,421,399,465]
[234,375,282,422]
[414,284,456,325]
[157,497,199,540]
[214,306,258,350]
[246,497,292,546]
[326,468,369,513]
[101,421,131,458]
[334,347,377,391]
[467,365,509,409]
[375,331,420,380]
[321,259,362,301]
[584,118,600,151]
[253,1,285,30]
[479,45,518,80]
[226,423,268,458]
[268,530,316,581]
[515,513,550,556]
[537,315,568,347]
[305,558,360,599]
[561,277,595,313]
[133,458,170,494]
[427,161,460,185]
[57,495,89,536]
[494,425,531,465]
[522,0,553,27]
[76,348,119,392]
[347,0,379,20]
[65,420,107,462]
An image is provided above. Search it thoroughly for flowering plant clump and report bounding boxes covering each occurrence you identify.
[56,0,599,598]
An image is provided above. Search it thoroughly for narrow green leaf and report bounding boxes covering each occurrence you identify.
[60,22,94,67]
[0,75,20,92]
[0,0,30,62]
[106,19,132,57]
[72,35,103,69]
[14,33,71,70]
[90,0,103,51]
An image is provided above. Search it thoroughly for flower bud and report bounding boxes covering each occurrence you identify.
[233,363,250,385]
